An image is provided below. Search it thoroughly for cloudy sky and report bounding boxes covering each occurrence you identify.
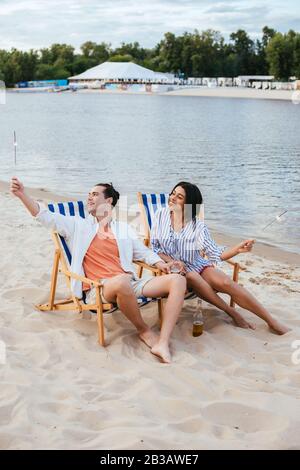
[0,0,299,51]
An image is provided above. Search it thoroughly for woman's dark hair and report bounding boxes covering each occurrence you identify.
[170,181,203,224]
[96,183,120,207]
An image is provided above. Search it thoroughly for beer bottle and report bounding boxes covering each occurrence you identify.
[192,299,204,337]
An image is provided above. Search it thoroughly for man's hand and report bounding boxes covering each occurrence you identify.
[9,176,39,216]
[10,177,25,198]
[237,239,255,253]
[154,261,172,274]
[171,260,187,274]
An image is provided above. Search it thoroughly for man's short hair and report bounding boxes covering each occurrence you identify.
[96,183,120,207]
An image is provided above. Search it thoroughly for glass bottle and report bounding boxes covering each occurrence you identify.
[192,298,204,337]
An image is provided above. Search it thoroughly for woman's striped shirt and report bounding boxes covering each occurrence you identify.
[150,207,225,272]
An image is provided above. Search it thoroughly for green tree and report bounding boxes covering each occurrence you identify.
[112,42,148,63]
[80,41,110,65]
[230,29,256,74]
[108,54,133,62]
[266,32,294,80]
[293,33,300,78]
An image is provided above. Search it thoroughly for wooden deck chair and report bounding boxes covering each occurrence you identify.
[137,192,242,308]
[36,201,164,346]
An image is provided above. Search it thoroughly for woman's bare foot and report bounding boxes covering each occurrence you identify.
[268,319,291,335]
[151,343,172,364]
[139,329,159,349]
[231,312,256,330]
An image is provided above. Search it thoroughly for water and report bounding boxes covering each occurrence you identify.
[0,92,299,253]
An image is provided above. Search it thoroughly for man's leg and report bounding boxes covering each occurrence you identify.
[102,274,159,347]
[142,274,187,363]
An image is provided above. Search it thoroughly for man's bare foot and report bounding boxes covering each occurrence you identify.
[139,329,159,349]
[231,312,256,330]
[151,343,172,364]
[268,319,291,335]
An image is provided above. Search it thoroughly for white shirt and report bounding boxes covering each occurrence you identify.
[35,203,161,298]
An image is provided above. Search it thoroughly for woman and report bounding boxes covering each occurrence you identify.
[151,181,289,335]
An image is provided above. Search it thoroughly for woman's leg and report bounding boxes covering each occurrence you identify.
[142,274,187,363]
[201,268,290,335]
[186,271,255,329]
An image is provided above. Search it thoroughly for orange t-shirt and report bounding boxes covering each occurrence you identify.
[83,228,125,291]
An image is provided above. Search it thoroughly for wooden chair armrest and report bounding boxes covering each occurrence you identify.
[59,268,104,287]
[143,238,150,247]
[224,259,246,271]
[133,260,162,275]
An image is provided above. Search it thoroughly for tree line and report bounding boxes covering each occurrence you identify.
[0,26,299,87]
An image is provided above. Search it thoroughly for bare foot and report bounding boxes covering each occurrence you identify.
[231,312,256,330]
[139,329,159,349]
[151,343,172,364]
[268,320,291,335]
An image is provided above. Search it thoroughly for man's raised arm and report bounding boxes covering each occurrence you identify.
[10,177,39,216]
[10,177,75,239]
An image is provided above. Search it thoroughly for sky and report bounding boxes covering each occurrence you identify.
[0,0,299,51]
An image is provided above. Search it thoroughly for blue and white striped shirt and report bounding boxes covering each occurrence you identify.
[150,208,225,272]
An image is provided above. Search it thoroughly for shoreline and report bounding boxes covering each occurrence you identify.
[1,179,299,266]
[162,87,297,101]
[7,86,297,101]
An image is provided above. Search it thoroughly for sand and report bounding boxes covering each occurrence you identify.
[0,181,300,450]
[74,86,297,101]
[9,86,297,102]
[163,87,297,101]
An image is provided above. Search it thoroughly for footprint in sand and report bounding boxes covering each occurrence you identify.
[173,416,205,433]
[249,277,284,287]
[201,402,288,434]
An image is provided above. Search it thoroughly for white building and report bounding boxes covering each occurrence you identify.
[234,75,274,87]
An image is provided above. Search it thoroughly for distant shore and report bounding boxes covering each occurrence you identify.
[7,86,298,102]
[163,86,297,101]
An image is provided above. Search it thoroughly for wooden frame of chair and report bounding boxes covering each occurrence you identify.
[36,231,165,345]
[137,191,243,308]
[35,231,115,347]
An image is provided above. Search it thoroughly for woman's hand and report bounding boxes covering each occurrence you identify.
[171,260,187,274]
[221,239,255,260]
[237,239,255,253]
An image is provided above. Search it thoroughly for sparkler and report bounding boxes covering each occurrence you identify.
[13,131,17,166]
[261,210,288,231]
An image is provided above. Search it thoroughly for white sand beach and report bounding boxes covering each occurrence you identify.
[73,86,297,101]
[0,181,300,450]
[163,87,297,101]
[10,86,296,101]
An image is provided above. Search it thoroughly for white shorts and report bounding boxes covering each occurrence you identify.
[84,275,152,304]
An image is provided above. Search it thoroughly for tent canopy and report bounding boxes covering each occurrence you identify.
[69,61,172,81]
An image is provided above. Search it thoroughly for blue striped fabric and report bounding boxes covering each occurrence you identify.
[150,207,225,271]
[48,201,86,219]
[141,193,169,229]
[48,201,86,265]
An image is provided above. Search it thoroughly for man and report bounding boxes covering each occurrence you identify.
[10,177,187,363]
